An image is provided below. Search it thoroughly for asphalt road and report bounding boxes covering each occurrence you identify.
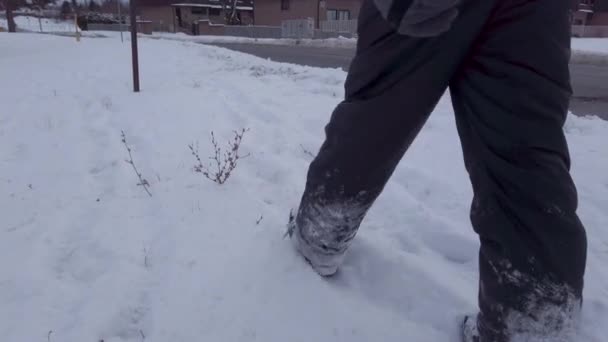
[210,43,608,120]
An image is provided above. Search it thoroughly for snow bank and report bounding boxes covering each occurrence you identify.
[572,38,608,55]
[1,32,607,342]
[148,32,358,49]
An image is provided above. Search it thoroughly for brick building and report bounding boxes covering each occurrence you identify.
[571,0,608,25]
[255,0,362,28]
[139,0,254,33]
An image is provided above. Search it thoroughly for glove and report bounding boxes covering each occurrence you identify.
[373,0,460,37]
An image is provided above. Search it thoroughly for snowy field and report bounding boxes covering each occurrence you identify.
[1,33,607,342]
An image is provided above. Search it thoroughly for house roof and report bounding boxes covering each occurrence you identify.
[572,0,608,12]
[140,0,254,8]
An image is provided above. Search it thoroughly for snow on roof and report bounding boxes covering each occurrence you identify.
[170,3,253,10]
[141,0,253,8]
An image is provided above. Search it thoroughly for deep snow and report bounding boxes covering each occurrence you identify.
[1,33,607,342]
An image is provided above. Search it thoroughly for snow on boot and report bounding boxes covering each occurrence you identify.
[462,315,480,342]
[285,210,342,277]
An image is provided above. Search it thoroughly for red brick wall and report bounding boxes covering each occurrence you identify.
[254,0,319,26]
[198,20,226,35]
[239,11,254,25]
[254,0,362,26]
[590,12,608,25]
[140,6,175,31]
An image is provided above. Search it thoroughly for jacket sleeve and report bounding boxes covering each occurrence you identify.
[372,0,460,37]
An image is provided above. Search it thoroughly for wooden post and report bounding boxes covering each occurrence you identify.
[75,14,80,41]
[38,11,43,32]
[130,0,140,92]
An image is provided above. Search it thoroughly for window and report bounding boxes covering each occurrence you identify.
[281,0,290,11]
[327,9,337,20]
[191,7,205,15]
[209,8,221,16]
[338,10,350,20]
[327,9,350,20]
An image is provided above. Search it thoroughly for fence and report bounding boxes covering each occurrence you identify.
[6,15,77,33]
[225,25,281,39]
[87,23,128,32]
[320,20,357,35]
[281,18,314,39]
[572,25,608,37]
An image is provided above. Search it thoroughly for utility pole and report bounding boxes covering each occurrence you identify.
[129,0,140,92]
[5,0,16,32]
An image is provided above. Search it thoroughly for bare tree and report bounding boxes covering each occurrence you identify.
[223,0,239,25]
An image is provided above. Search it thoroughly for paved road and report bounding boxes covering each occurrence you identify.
[210,43,608,120]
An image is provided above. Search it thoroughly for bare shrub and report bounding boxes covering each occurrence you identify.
[188,128,249,185]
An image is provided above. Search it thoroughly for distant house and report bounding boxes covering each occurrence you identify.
[255,0,362,28]
[571,0,608,25]
[139,0,254,33]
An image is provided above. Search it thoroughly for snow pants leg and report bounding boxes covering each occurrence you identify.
[294,0,587,340]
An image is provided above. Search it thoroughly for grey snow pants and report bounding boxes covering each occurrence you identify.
[294,0,588,340]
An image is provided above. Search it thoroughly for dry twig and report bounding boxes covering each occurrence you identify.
[121,130,152,197]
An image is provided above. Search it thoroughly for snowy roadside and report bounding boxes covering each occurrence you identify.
[148,31,359,49]
[149,32,608,54]
[2,17,606,65]
[145,32,608,66]
[1,33,607,342]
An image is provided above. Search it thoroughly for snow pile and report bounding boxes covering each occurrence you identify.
[572,38,608,55]
[147,31,358,48]
[1,33,607,342]
[0,15,79,33]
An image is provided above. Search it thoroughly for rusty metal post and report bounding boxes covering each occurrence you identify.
[129,0,140,92]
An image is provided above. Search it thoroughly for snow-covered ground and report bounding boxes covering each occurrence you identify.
[0,15,79,33]
[572,38,608,55]
[1,33,607,342]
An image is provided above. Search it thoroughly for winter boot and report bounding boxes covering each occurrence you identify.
[285,210,342,277]
[462,315,480,342]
